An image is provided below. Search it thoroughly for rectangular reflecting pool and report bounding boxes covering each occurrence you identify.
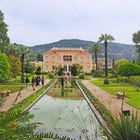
[28,81,104,140]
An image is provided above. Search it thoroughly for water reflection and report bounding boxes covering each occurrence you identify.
[29,82,104,140]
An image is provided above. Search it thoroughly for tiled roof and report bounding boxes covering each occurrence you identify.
[44,48,90,55]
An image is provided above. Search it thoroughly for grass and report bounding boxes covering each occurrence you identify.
[8,80,54,113]
[0,78,25,93]
[0,73,48,94]
[91,78,140,109]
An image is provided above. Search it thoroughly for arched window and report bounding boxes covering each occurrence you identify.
[63,55,72,61]
[69,65,72,71]
[63,65,67,71]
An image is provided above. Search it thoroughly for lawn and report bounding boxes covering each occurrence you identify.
[0,79,25,93]
[0,74,48,94]
[91,78,140,109]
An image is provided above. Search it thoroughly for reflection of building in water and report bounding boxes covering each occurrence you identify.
[43,47,93,73]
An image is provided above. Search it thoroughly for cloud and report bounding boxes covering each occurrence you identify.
[0,0,140,45]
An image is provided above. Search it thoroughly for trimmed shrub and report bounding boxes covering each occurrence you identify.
[35,66,41,75]
[129,76,140,91]
[79,73,85,79]
[48,72,55,78]
[117,77,129,83]
[108,73,114,78]
[84,72,92,75]
[93,69,104,77]
[117,63,140,76]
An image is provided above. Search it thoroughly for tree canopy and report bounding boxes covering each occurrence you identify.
[117,63,140,76]
[0,10,10,51]
[132,31,140,65]
[0,53,10,80]
[98,34,115,43]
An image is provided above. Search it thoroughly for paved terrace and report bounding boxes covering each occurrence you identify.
[82,80,140,118]
[0,79,50,112]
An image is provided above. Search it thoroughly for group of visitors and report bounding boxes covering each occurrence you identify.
[25,76,45,90]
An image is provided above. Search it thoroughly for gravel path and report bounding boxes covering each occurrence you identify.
[0,79,50,112]
[82,80,140,118]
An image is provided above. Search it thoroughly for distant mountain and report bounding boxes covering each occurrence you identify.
[31,39,136,60]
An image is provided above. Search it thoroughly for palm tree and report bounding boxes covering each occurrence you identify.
[98,34,115,84]
[91,43,100,77]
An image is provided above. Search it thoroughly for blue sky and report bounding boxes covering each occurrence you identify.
[0,0,140,46]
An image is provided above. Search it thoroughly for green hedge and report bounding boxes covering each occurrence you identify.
[79,73,85,79]
[117,77,129,83]
[117,63,140,76]
[129,76,140,91]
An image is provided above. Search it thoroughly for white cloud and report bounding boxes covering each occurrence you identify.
[0,0,140,45]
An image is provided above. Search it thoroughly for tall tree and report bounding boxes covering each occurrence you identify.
[13,44,31,82]
[0,53,10,81]
[0,10,10,52]
[20,46,31,83]
[8,54,21,78]
[132,31,140,65]
[91,43,100,77]
[6,43,32,82]
[98,34,115,84]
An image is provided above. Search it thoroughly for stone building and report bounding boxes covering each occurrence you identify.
[43,47,93,73]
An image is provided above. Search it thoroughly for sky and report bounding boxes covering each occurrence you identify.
[0,0,140,46]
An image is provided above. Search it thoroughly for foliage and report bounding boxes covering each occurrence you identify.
[8,54,21,78]
[35,66,41,75]
[98,34,115,84]
[132,31,140,65]
[79,81,113,125]
[91,78,140,108]
[90,43,100,53]
[71,64,82,76]
[129,76,140,91]
[0,53,10,81]
[48,72,55,78]
[91,43,100,76]
[25,61,35,74]
[117,63,140,76]
[117,77,129,83]
[84,72,92,75]
[0,80,74,140]
[93,69,104,77]
[55,65,64,76]
[70,79,77,88]
[0,10,10,52]
[115,59,129,68]
[37,53,43,61]
[103,115,140,140]
[110,69,118,78]
[79,73,85,79]
[98,34,115,43]
[0,81,53,139]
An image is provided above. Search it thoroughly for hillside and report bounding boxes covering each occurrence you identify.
[31,39,136,60]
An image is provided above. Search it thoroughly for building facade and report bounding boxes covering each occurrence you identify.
[43,47,93,73]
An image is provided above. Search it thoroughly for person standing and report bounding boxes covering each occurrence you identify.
[35,76,38,87]
[25,77,30,90]
[41,76,44,85]
[31,77,36,90]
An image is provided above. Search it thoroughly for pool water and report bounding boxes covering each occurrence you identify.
[29,83,103,140]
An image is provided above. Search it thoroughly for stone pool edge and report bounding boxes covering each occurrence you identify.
[22,80,57,113]
[76,80,110,133]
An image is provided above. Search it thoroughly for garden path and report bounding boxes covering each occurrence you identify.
[82,80,140,118]
[0,79,50,112]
